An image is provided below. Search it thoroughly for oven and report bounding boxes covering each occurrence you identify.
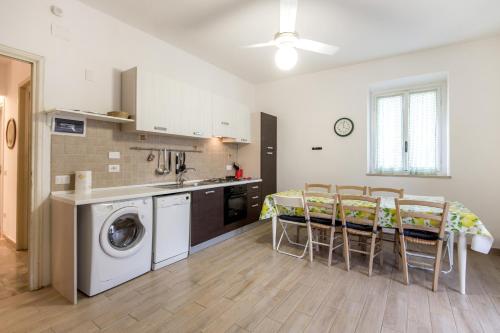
[224,185,247,225]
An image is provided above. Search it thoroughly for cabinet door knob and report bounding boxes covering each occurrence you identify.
[252,196,259,199]
[251,204,259,208]
[251,186,259,189]
[193,131,202,136]
[267,146,274,150]
[154,126,167,131]
[205,190,215,194]
[267,152,273,155]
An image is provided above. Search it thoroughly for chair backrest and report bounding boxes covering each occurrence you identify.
[303,191,337,226]
[338,194,381,232]
[395,199,450,239]
[305,183,332,193]
[272,194,305,216]
[368,187,404,198]
[336,185,368,195]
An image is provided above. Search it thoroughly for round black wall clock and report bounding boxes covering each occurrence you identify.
[334,117,354,137]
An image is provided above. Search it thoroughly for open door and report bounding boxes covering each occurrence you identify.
[16,80,31,250]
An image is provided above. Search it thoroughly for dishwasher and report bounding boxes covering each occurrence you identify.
[152,193,191,270]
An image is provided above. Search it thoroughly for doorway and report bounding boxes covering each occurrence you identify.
[0,54,32,299]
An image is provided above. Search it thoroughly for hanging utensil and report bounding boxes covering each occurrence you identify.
[147,150,155,162]
[155,149,164,175]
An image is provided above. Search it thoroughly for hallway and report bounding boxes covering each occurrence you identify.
[0,236,28,300]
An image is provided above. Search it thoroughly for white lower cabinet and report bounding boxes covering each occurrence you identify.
[122,67,249,141]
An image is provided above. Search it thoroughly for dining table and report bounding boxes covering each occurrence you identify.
[260,190,494,295]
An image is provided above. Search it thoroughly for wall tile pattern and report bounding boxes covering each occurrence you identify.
[51,120,238,191]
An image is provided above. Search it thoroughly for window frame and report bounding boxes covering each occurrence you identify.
[368,81,449,177]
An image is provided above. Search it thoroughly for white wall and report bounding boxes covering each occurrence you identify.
[0,0,255,112]
[1,60,31,243]
[256,36,500,248]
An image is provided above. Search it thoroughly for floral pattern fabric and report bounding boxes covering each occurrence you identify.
[260,190,492,240]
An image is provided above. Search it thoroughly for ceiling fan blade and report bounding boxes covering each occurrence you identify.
[295,39,339,55]
[280,0,298,32]
[242,41,276,48]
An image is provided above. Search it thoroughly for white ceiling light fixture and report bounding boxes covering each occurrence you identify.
[244,0,339,71]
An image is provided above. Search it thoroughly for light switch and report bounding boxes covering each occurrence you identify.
[85,69,94,82]
[55,175,71,185]
[226,165,233,171]
[108,165,120,173]
[108,151,120,159]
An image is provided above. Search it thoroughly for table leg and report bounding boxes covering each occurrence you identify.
[458,232,467,294]
[272,215,277,250]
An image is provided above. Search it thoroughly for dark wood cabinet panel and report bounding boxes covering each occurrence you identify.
[260,113,277,200]
[247,184,262,223]
[190,187,224,246]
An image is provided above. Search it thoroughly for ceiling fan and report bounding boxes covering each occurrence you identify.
[244,0,339,71]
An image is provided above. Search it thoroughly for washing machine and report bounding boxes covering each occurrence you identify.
[77,197,153,296]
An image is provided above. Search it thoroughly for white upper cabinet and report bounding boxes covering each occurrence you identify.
[122,67,249,141]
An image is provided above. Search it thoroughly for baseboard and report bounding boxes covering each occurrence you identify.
[1,234,17,248]
[190,221,261,254]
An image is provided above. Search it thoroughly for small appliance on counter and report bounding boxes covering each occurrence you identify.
[233,162,244,180]
[75,171,92,194]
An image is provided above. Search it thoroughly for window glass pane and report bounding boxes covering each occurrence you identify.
[408,90,439,174]
[375,95,403,172]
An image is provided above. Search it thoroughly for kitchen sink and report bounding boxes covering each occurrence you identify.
[153,183,196,190]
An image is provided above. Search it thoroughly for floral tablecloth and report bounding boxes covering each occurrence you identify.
[260,190,494,253]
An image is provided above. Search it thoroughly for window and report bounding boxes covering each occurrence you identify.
[369,82,448,176]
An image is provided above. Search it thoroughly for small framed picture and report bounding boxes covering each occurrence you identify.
[51,116,86,137]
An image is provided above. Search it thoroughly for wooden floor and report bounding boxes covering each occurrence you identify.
[1,222,500,333]
[0,236,29,300]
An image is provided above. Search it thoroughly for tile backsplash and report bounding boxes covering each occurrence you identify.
[51,120,238,191]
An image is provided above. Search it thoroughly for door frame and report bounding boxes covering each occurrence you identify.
[0,44,48,290]
[0,100,4,237]
[17,79,31,250]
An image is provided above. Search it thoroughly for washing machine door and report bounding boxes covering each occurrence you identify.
[100,206,147,258]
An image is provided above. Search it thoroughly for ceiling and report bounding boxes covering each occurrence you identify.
[79,0,500,83]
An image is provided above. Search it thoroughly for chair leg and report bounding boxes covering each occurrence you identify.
[368,234,376,277]
[328,228,335,267]
[433,240,444,292]
[343,228,350,271]
[296,225,300,243]
[307,223,314,263]
[379,238,384,267]
[399,234,409,285]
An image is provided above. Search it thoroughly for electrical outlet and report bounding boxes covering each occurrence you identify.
[226,164,233,171]
[108,151,120,159]
[108,165,120,173]
[55,175,71,185]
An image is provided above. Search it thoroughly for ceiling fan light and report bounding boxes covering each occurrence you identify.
[274,47,297,71]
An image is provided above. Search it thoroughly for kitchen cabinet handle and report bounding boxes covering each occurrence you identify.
[251,204,259,208]
[252,196,259,199]
[193,131,202,136]
[154,126,167,131]
[221,121,230,126]
[251,185,259,189]
[267,152,273,155]
[205,190,215,194]
[240,138,247,142]
[267,146,274,150]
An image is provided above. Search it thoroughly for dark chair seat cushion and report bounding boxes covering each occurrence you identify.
[279,215,306,223]
[346,222,381,232]
[403,229,439,241]
[308,217,342,226]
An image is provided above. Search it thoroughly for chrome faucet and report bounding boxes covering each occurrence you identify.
[176,167,196,185]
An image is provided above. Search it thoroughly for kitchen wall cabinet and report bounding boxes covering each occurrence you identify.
[122,67,246,140]
[260,113,277,200]
[190,187,224,246]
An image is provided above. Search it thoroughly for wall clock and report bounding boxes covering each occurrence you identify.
[334,117,354,137]
[6,118,16,149]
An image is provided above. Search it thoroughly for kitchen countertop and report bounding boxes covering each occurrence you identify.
[51,178,262,206]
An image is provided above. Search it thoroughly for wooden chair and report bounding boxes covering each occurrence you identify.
[305,183,332,193]
[272,194,310,259]
[368,187,404,198]
[338,195,383,276]
[395,199,450,291]
[336,185,368,195]
[303,191,343,266]
[368,187,405,251]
